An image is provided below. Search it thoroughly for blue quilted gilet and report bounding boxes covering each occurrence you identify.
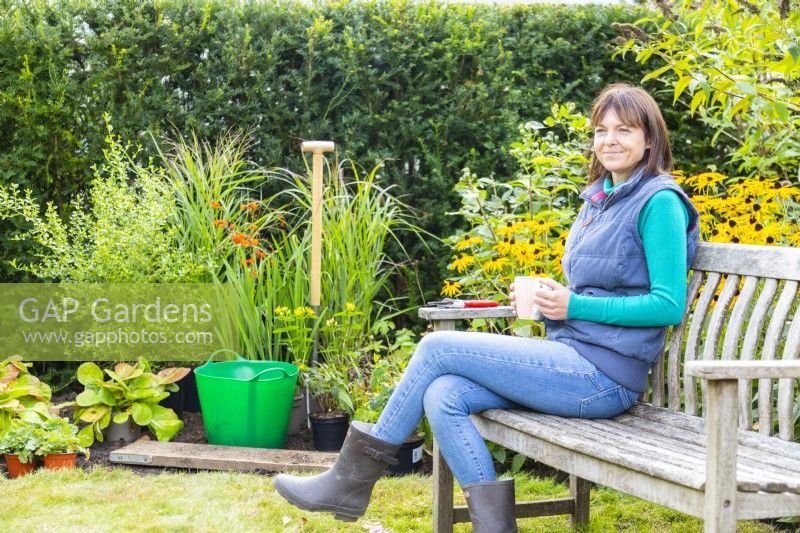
[545,168,700,392]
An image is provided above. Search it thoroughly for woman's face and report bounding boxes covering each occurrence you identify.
[593,109,648,185]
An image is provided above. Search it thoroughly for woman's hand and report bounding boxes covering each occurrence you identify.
[509,283,517,313]
[533,278,570,320]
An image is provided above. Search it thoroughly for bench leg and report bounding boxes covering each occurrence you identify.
[569,474,590,528]
[433,439,454,533]
[703,380,738,533]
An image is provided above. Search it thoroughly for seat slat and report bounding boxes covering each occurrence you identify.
[554,416,795,493]
[685,272,721,415]
[758,280,798,435]
[614,414,800,481]
[478,409,708,491]
[477,409,793,494]
[629,403,800,457]
[532,415,714,478]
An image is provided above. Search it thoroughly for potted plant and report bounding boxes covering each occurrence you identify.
[0,356,56,435]
[35,417,89,469]
[303,361,355,451]
[0,423,39,478]
[273,306,319,436]
[69,358,190,445]
[352,330,424,475]
[156,361,202,418]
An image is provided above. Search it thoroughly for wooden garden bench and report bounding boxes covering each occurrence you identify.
[419,242,800,533]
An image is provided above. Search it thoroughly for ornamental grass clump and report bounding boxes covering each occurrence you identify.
[269,158,425,336]
[162,132,308,361]
[164,131,423,363]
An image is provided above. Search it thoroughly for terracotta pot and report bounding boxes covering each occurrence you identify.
[4,453,37,478]
[44,453,77,470]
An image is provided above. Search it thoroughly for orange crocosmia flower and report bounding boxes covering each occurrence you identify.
[213,219,226,228]
[241,202,258,211]
[255,249,267,258]
[250,224,258,231]
[210,201,222,209]
[232,233,247,245]
[250,269,258,278]
[249,238,260,247]
[246,258,255,266]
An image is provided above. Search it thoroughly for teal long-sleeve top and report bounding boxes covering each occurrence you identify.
[567,177,689,327]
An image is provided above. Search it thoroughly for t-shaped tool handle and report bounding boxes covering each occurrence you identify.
[301,141,335,308]
[301,141,335,154]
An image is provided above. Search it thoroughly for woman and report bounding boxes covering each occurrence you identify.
[274,83,699,532]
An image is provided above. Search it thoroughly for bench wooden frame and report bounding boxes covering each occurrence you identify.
[419,242,800,533]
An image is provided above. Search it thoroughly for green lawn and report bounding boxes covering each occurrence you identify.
[0,467,780,532]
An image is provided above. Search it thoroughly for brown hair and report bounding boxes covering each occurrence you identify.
[587,83,672,184]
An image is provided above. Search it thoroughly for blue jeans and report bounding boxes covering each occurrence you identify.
[370,331,639,485]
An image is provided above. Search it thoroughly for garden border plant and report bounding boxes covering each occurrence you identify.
[69,358,189,445]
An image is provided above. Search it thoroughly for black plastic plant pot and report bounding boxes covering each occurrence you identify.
[180,371,201,412]
[161,370,201,417]
[386,435,425,476]
[309,412,350,451]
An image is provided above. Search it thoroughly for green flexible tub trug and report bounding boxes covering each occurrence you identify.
[195,349,299,448]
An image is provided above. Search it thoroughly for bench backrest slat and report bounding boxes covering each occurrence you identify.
[759,281,798,435]
[691,242,800,280]
[736,278,778,430]
[660,242,800,441]
[779,313,800,440]
[683,271,721,416]
[718,276,759,427]
[667,271,704,410]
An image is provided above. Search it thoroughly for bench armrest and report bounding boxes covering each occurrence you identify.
[418,306,516,321]
[685,360,800,380]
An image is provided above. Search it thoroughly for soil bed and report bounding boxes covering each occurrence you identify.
[29,393,431,477]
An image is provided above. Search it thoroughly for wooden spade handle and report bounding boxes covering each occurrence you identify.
[301,141,335,308]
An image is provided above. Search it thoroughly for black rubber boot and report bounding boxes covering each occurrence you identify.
[272,421,400,521]
[463,478,519,533]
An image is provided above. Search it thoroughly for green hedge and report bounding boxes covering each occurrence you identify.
[0,0,716,298]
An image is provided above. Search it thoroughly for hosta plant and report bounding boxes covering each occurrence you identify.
[71,358,189,445]
[0,356,54,435]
